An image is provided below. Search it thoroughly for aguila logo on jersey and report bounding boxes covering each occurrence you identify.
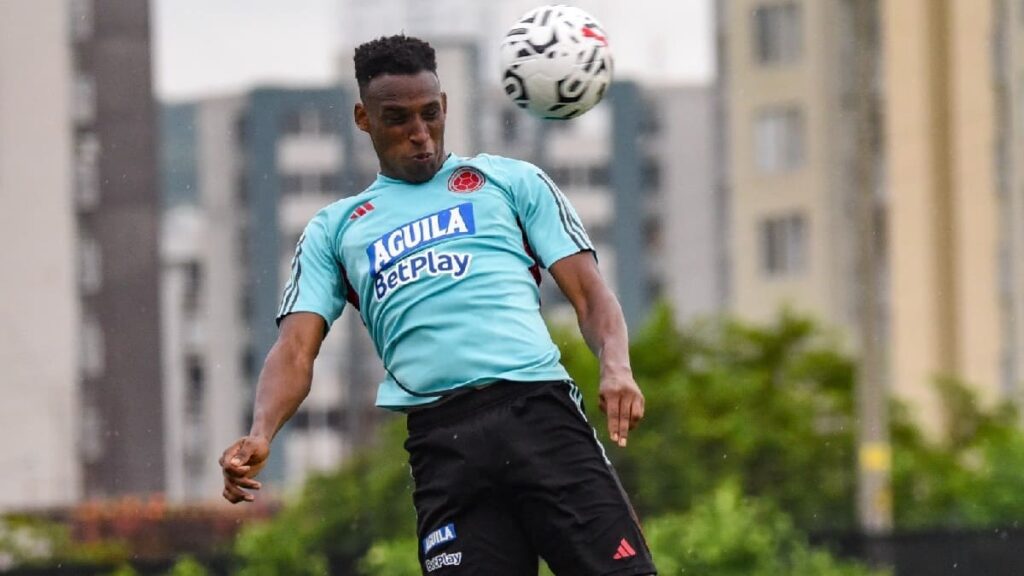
[423,523,457,554]
[367,203,476,276]
[448,167,486,193]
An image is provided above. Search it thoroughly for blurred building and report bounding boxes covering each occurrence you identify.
[0,0,165,510]
[160,87,384,501]
[718,0,1024,428]
[0,0,80,511]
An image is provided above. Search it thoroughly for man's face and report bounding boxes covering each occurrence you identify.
[355,71,447,184]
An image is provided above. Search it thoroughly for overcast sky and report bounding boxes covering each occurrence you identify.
[152,0,714,102]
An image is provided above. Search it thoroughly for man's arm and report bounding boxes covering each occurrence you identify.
[219,312,327,503]
[549,252,645,447]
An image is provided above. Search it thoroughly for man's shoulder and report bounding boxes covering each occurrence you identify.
[462,153,538,174]
[457,154,543,194]
[305,192,377,237]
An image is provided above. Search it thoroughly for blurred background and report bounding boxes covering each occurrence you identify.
[1,0,1023,574]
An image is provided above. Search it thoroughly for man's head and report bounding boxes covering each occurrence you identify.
[354,35,447,184]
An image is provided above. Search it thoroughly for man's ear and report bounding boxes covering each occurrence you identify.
[441,92,448,114]
[354,102,369,133]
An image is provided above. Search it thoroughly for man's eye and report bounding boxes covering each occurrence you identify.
[383,113,406,125]
[422,109,440,120]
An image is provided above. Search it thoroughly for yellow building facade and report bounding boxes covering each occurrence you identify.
[721,0,1024,429]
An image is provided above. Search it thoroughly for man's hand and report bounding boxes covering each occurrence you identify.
[219,436,270,503]
[598,371,645,448]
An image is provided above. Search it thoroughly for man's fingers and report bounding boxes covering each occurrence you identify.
[230,439,253,467]
[234,477,262,490]
[222,458,252,478]
[616,395,630,447]
[605,392,621,443]
[222,481,254,503]
[629,395,645,430]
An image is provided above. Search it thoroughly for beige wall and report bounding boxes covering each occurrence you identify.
[0,0,80,509]
[726,0,850,330]
[1008,0,1024,408]
[948,0,999,400]
[726,0,1012,432]
[884,0,1003,428]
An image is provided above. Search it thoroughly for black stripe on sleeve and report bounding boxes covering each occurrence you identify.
[283,244,304,316]
[535,172,590,251]
[279,234,305,317]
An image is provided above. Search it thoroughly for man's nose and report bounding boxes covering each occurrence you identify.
[408,116,428,144]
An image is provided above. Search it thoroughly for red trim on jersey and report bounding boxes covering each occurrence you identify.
[516,218,542,287]
[340,264,360,311]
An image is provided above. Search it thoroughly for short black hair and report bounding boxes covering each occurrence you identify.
[353,35,437,93]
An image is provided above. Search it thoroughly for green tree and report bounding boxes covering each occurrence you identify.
[559,304,859,530]
[893,377,1024,528]
[164,556,209,576]
[645,482,887,576]
[357,537,420,576]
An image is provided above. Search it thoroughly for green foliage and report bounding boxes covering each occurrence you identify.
[893,377,1024,528]
[644,482,887,576]
[356,537,420,576]
[164,556,209,576]
[559,303,859,530]
[0,517,62,566]
[0,516,129,569]
[234,418,415,574]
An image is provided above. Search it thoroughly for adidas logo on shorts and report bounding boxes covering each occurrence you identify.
[612,537,637,560]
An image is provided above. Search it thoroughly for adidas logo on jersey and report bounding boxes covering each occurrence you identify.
[367,203,476,276]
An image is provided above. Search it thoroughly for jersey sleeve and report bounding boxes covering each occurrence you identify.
[508,162,596,268]
[275,212,346,327]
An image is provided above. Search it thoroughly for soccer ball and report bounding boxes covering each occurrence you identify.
[500,4,613,120]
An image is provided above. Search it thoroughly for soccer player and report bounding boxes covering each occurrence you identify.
[220,35,657,576]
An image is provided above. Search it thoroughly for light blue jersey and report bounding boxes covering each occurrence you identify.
[276,154,595,409]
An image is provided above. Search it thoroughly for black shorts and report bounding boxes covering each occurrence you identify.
[405,380,657,576]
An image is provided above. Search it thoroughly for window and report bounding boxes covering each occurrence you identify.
[75,134,100,208]
[642,160,662,190]
[73,74,96,125]
[281,174,303,196]
[281,172,337,196]
[81,312,105,379]
[320,174,342,193]
[183,261,202,314]
[69,0,93,41]
[241,348,257,380]
[282,107,339,136]
[501,108,519,143]
[753,3,803,65]
[760,213,807,276]
[79,233,102,293]
[755,106,805,173]
[185,355,205,418]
